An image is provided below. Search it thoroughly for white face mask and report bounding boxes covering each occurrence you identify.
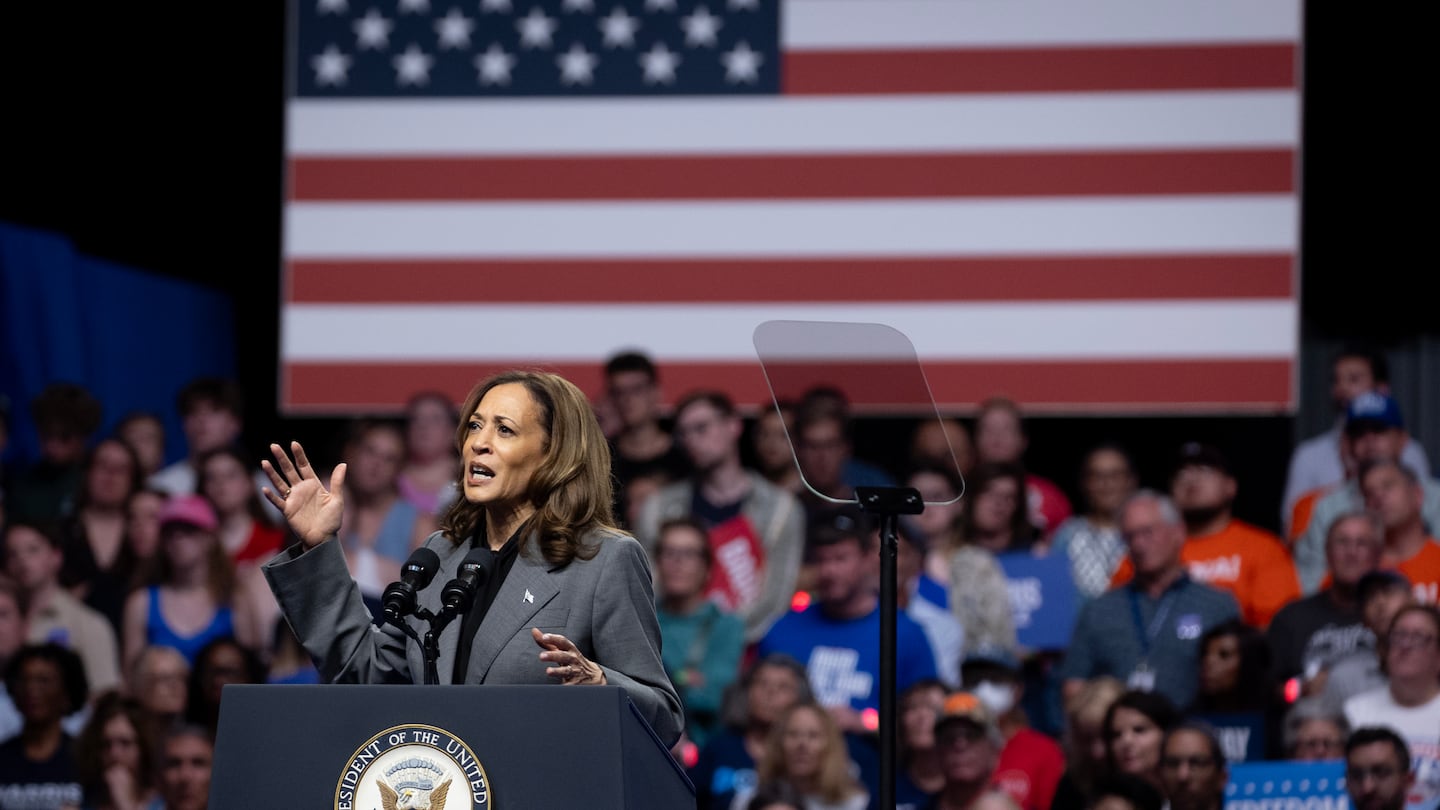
[973,680,1016,716]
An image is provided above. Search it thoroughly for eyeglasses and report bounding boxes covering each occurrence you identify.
[1388,630,1438,648]
[1121,524,1163,543]
[1295,737,1345,755]
[1346,764,1402,783]
[657,548,707,562]
[939,725,987,744]
[1162,756,1217,771]
[607,381,653,399]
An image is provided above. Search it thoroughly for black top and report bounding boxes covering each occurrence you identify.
[450,524,524,683]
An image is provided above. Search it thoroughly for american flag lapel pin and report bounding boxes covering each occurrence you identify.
[524,589,534,604]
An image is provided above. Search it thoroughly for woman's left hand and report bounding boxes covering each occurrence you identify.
[533,628,606,685]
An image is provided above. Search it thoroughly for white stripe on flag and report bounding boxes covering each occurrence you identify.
[284,196,1298,259]
[784,0,1302,50]
[281,301,1297,361]
[286,92,1299,156]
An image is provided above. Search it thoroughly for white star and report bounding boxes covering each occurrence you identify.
[721,40,762,83]
[557,42,598,85]
[435,8,475,48]
[398,0,429,12]
[644,0,676,10]
[728,0,758,9]
[479,0,512,11]
[353,9,394,49]
[317,0,348,14]
[561,0,595,11]
[680,6,722,47]
[475,42,517,85]
[639,42,680,84]
[311,44,353,85]
[516,7,557,49]
[598,7,639,48]
[393,43,435,85]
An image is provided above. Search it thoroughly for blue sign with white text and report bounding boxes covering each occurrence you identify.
[1225,760,1348,810]
[996,552,1079,650]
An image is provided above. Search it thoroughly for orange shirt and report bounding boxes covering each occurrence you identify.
[1396,539,1440,605]
[1111,519,1301,627]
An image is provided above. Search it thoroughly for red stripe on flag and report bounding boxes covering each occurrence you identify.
[287,255,1293,304]
[287,150,1295,202]
[785,44,1298,95]
[281,359,1292,413]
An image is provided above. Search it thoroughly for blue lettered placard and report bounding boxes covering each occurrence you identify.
[996,552,1079,650]
[1224,759,1348,810]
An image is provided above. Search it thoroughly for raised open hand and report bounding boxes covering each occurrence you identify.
[261,441,346,547]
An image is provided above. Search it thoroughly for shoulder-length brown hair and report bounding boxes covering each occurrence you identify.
[758,701,864,805]
[438,370,619,565]
[956,460,1036,551]
[74,690,158,800]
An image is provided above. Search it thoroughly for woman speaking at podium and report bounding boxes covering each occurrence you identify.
[258,370,683,745]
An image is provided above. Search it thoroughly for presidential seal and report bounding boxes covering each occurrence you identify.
[335,724,491,810]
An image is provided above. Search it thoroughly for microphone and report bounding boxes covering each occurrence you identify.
[440,548,491,615]
[382,547,441,622]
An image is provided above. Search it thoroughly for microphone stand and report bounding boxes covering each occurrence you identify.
[385,607,456,686]
[854,485,923,810]
[383,612,431,681]
[421,605,464,686]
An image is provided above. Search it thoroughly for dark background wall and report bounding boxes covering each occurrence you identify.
[0,3,1433,535]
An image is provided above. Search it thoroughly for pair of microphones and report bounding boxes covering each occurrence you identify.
[381,546,490,625]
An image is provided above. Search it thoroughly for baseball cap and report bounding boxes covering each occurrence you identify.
[934,691,1003,744]
[1346,391,1404,435]
[1172,442,1230,478]
[158,494,219,532]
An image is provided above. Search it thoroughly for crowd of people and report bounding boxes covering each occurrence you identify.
[0,341,1436,810]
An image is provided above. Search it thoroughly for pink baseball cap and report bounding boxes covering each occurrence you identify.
[158,494,218,532]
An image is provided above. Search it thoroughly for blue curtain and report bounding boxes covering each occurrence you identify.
[0,221,236,469]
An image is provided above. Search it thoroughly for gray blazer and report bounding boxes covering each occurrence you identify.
[262,527,684,745]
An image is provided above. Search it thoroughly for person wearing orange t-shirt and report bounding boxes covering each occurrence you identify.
[1360,459,1440,604]
[1111,443,1299,628]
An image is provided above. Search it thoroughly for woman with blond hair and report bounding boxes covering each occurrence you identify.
[260,370,683,744]
[731,701,869,810]
[1051,675,1127,810]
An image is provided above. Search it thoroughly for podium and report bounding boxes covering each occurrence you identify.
[210,684,695,809]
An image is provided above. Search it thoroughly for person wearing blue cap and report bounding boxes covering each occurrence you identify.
[1282,345,1431,537]
[1293,391,1440,595]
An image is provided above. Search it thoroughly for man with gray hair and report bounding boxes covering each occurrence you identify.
[1267,511,1385,699]
[1059,490,1239,710]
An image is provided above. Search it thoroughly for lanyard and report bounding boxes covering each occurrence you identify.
[1127,583,1179,658]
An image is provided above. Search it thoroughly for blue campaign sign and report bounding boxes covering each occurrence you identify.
[1194,711,1268,764]
[1224,760,1349,810]
[996,552,1079,650]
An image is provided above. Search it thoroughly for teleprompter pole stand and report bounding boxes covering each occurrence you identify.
[854,485,924,810]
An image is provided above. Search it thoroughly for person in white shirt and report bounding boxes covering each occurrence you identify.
[1343,605,1440,810]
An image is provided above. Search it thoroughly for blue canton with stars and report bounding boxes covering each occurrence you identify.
[293,0,780,96]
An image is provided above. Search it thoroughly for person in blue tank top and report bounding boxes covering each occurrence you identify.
[120,495,264,671]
